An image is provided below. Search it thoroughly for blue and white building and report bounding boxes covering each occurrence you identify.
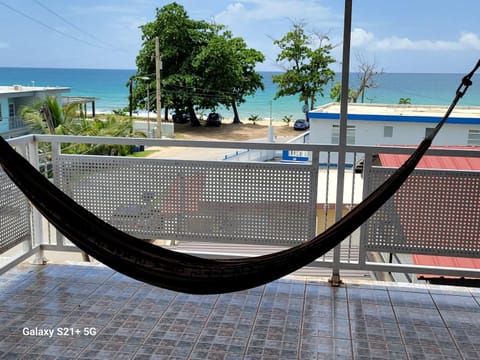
[308,102,480,147]
[0,85,70,137]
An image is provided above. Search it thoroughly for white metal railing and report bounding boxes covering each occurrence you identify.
[1,134,480,283]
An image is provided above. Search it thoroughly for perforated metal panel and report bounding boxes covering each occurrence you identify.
[364,167,480,257]
[0,169,31,253]
[54,155,316,245]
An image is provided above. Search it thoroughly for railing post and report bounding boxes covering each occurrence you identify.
[330,0,353,286]
[24,137,47,264]
[358,149,373,267]
[310,148,320,240]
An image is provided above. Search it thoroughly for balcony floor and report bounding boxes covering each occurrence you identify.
[1,262,479,359]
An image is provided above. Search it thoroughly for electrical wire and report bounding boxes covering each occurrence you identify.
[32,0,125,52]
[0,0,126,52]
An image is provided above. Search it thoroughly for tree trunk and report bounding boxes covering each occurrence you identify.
[188,105,201,127]
[232,101,241,124]
[304,100,309,121]
[40,105,55,135]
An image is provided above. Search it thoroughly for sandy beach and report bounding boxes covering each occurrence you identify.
[144,119,305,160]
[170,119,299,141]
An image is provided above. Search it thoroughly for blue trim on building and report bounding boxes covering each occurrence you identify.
[308,111,480,125]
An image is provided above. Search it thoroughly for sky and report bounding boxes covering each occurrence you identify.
[0,0,479,73]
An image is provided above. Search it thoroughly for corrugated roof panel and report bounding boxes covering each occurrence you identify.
[412,254,480,279]
[379,146,480,170]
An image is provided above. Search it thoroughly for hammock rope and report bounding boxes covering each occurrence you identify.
[0,60,478,294]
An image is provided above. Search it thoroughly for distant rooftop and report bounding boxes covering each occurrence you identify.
[0,84,70,95]
[310,102,480,124]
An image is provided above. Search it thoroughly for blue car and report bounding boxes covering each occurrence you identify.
[293,119,310,130]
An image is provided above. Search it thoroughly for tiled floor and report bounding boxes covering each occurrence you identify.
[0,262,479,359]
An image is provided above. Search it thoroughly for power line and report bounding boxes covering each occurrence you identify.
[0,0,127,52]
[0,0,104,49]
[32,0,124,52]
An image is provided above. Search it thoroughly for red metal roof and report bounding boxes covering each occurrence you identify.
[412,255,480,279]
[379,146,480,279]
[379,146,480,170]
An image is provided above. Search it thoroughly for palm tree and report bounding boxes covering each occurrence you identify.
[248,114,261,125]
[398,97,412,104]
[20,97,146,155]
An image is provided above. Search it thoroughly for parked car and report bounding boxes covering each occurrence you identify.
[206,112,222,127]
[172,112,190,123]
[293,119,310,130]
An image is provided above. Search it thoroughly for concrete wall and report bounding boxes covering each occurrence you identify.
[310,118,480,147]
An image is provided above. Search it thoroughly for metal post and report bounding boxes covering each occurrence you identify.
[21,139,46,265]
[330,0,353,287]
[146,84,150,136]
[129,78,133,119]
[155,36,162,138]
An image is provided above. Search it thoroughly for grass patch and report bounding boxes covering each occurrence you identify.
[127,150,157,157]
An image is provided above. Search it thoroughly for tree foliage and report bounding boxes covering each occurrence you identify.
[272,22,336,118]
[133,2,265,125]
[193,31,264,123]
[398,97,412,104]
[329,82,354,103]
[20,97,145,155]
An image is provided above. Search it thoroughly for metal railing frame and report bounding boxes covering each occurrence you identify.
[1,134,480,283]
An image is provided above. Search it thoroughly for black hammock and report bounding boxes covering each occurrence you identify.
[0,61,478,294]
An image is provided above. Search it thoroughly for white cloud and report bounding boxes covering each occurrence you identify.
[351,28,375,48]
[351,28,480,51]
[213,0,342,70]
[458,32,480,49]
[215,2,247,25]
[215,0,339,30]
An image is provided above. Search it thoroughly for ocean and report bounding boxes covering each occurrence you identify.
[1,67,479,121]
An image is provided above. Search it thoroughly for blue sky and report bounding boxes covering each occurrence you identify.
[0,0,479,73]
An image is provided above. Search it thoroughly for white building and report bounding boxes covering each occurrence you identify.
[0,85,70,137]
[309,103,480,147]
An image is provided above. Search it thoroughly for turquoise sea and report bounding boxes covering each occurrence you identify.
[1,67,479,121]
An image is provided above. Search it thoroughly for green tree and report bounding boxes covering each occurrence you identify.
[272,22,336,119]
[135,3,213,126]
[329,82,355,103]
[64,115,145,155]
[21,97,145,155]
[399,97,412,104]
[134,3,265,125]
[192,29,265,124]
[248,114,261,125]
[282,115,293,126]
[21,96,83,135]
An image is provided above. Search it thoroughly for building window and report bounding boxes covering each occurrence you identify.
[332,125,356,145]
[468,129,480,145]
[425,127,435,138]
[384,126,393,138]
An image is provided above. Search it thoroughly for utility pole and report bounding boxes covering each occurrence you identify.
[155,36,162,138]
